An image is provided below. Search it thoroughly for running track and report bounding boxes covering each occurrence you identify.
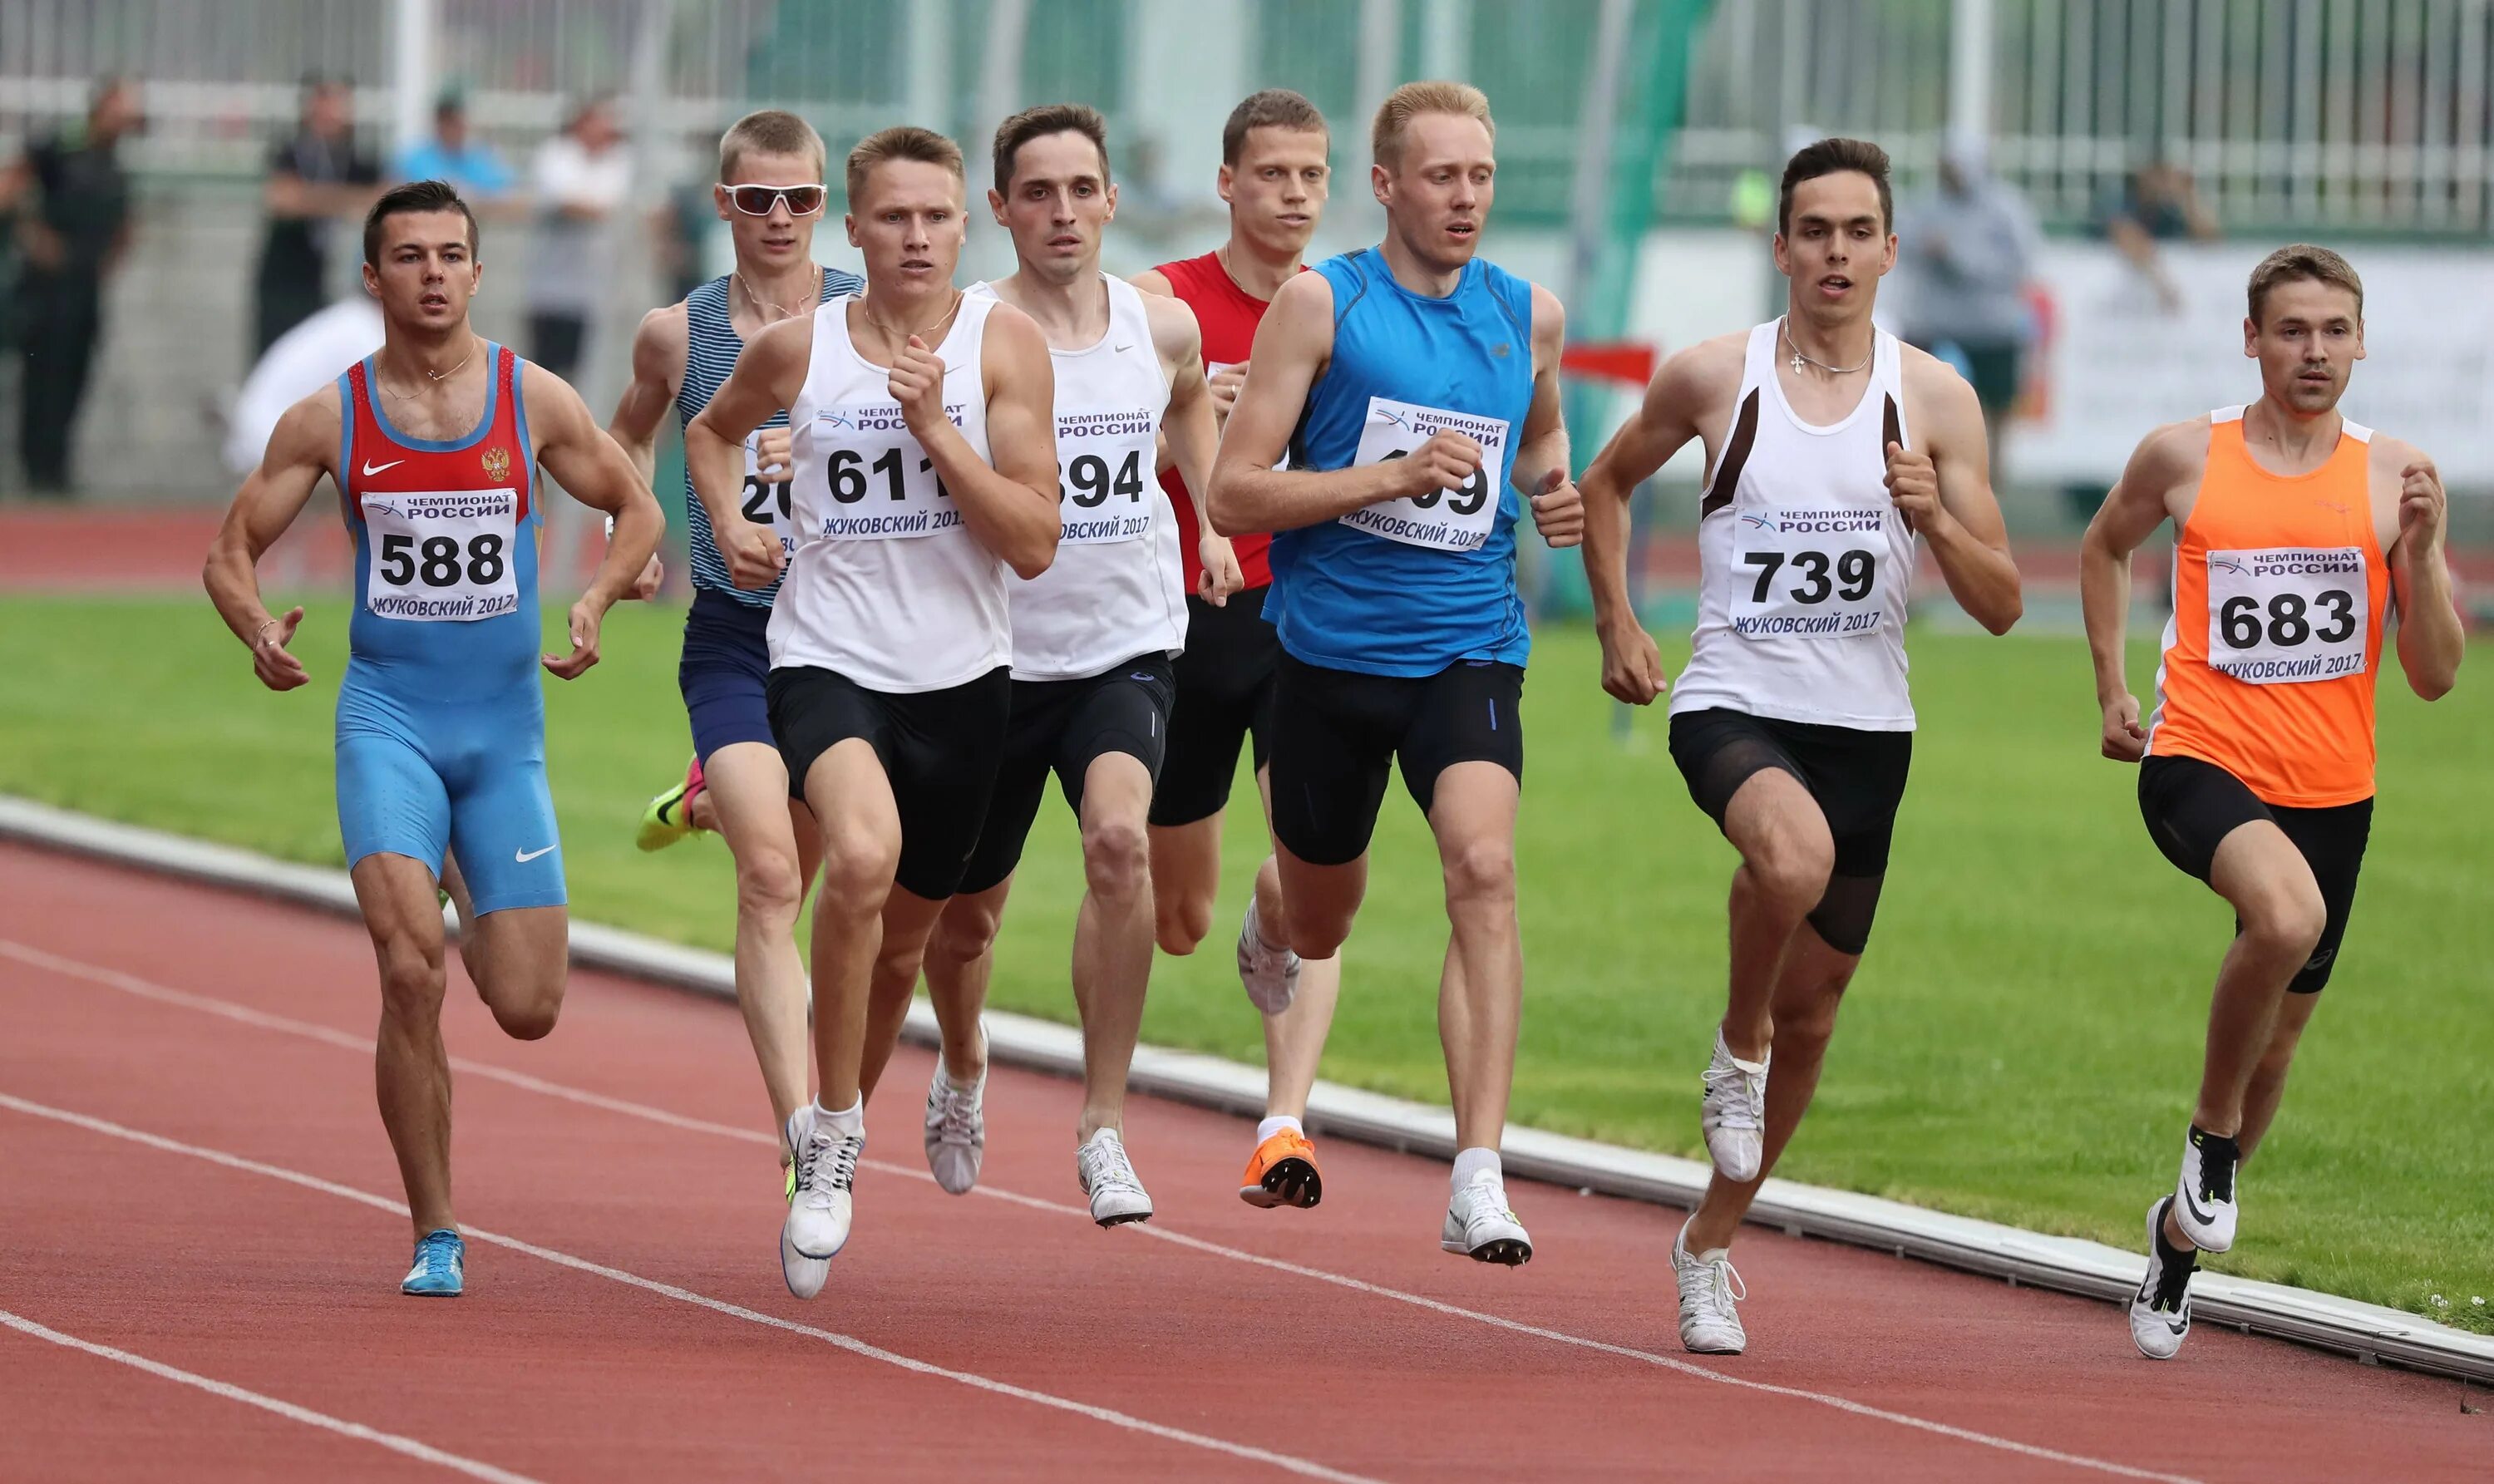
[2,843,2483,1482]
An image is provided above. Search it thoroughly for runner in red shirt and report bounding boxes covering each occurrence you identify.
[1131,90,1338,1211]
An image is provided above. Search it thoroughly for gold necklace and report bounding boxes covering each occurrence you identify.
[377,338,478,402]
[735,264,821,323]
[861,288,964,353]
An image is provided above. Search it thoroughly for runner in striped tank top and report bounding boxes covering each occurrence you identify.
[602,112,864,1289]
[204,180,663,1296]
[2082,246,2462,1361]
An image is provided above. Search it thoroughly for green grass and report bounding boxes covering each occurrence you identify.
[5,594,2488,1333]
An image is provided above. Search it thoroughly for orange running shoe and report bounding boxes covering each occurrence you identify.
[1239,1127,1323,1209]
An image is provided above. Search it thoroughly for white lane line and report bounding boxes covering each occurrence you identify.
[0,1092,1382,1484]
[0,1308,543,1483]
[2,938,2198,1483]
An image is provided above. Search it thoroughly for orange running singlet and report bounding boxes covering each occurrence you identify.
[2146,406,2388,807]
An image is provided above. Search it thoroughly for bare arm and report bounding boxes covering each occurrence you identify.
[1144,291,1238,602]
[1127,267,1173,298]
[685,314,811,590]
[1576,339,1730,703]
[606,303,686,486]
[1896,355,2022,635]
[1209,274,1449,535]
[2382,441,2464,702]
[523,364,666,677]
[1513,283,1583,549]
[938,306,1060,580]
[202,390,342,692]
[2082,419,2202,758]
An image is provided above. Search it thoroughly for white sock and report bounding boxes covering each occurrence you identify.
[1452,1146,1501,1190]
[816,1096,864,1137]
[1256,1115,1304,1144]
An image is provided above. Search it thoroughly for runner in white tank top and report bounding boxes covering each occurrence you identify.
[1575,140,2023,1355]
[682,126,1062,1295]
[917,107,1223,1227]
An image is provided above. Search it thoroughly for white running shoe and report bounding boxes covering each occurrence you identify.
[785,1109,861,1266]
[1700,1030,1768,1184]
[1440,1172,1533,1265]
[924,1030,987,1196]
[2172,1127,2240,1254]
[778,1106,830,1299]
[1236,895,1302,1015]
[1670,1224,1747,1354]
[2129,1197,2196,1361]
[1076,1129,1155,1226]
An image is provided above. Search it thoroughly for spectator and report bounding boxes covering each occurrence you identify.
[1897,133,2039,464]
[525,95,630,379]
[2093,155,2219,310]
[392,89,514,200]
[2,76,140,495]
[254,74,381,358]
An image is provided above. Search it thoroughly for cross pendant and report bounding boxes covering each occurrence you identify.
[1790,353,1807,374]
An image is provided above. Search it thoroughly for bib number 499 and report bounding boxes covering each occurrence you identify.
[1377,447,1490,516]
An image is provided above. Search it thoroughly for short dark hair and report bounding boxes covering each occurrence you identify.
[363,179,478,267]
[1222,89,1327,166]
[992,102,1110,195]
[2247,243,2363,326]
[1777,136,1893,237]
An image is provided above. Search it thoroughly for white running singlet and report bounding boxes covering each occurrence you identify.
[1668,319,1918,730]
[771,292,1010,693]
[969,274,1186,680]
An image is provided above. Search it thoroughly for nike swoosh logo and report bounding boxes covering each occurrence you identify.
[2166,1318,2188,1334]
[1115,343,1134,353]
[514,846,557,863]
[2179,1182,2215,1227]
[362,459,406,476]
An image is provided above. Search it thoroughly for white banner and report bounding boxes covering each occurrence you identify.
[2015,242,2494,488]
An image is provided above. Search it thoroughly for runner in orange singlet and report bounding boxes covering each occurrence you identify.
[2079,244,2465,1361]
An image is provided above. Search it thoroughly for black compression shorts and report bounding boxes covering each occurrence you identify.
[1269,653,1524,868]
[765,664,1012,902]
[2137,753,2372,993]
[1149,586,1281,829]
[956,654,1176,896]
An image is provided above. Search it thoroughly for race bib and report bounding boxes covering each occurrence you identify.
[362,489,519,622]
[2205,546,2368,684]
[805,400,967,541]
[1055,407,1159,545]
[731,431,796,555]
[1729,505,1890,640]
[1340,396,1508,553]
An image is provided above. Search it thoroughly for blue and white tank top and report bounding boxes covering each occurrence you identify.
[677,266,865,606]
[1268,249,1536,678]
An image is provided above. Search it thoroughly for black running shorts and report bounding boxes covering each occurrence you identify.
[2137,753,2373,994]
[955,654,1177,896]
[1149,586,1282,829]
[1268,653,1525,868]
[765,664,1013,902]
[1666,707,1914,955]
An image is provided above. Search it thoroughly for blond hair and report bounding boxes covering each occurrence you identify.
[719,109,826,182]
[844,126,965,205]
[1371,81,1493,169]
[2247,243,2363,326]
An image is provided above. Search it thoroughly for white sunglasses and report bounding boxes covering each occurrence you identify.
[724,182,828,216]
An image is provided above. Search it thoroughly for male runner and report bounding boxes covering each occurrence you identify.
[1133,88,1345,1210]
[1578,138,2022,1351]
[1208,82,1585,1265]
[892,104,1215,1222]
[203,180,663,1296]
[685,126,1058,1294]
[606,111,863,1196]
[2079,245,2461,1359]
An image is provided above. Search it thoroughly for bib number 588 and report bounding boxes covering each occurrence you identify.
[380,532,505,589]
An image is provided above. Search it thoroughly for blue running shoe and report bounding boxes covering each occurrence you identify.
[402,1229,465,1297]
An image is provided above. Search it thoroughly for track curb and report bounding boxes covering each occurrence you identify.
[5,792,2487,1384]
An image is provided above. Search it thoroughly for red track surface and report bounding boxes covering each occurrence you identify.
[2,842,2484,1482]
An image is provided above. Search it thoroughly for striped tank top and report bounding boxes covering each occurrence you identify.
[677,266,865,606]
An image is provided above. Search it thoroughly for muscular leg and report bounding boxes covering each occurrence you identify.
[702,742,821,1131]
[857,886,954,1103]
[1068,753,1157,1141]
[352,852,461,1239]
[1427,762,1522,1152]
[800,740,903,1112]
[906,881,1012,1094]
[1683,925,1862,1252]
[2238,991,2323,1163]
[2192,821,2327,1139]
[460,904,568,1041]
[1147,811,1223,955]
[1718,771,1836,1062]
[1252,765,1344,1120]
